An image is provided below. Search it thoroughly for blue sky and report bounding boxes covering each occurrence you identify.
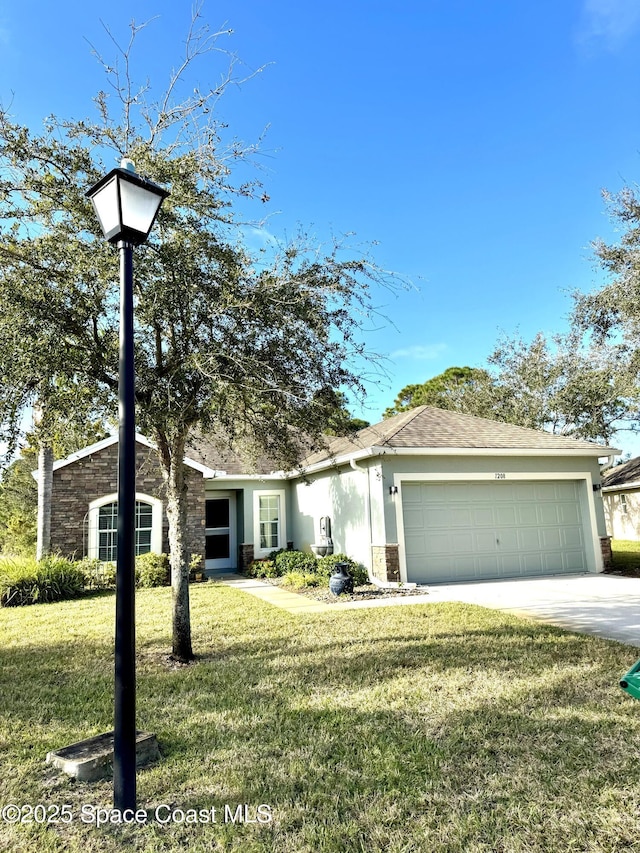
[2,1,640,451]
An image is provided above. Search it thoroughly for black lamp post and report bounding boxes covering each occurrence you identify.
[86,159,168,811]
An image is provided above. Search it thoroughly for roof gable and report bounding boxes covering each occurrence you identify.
[40,434,226,480]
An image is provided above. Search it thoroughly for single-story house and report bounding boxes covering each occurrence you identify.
[45,405,618,584]
[602,456,640,541]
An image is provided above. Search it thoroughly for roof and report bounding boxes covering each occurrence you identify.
[602,456,640,491]
[299,406,619,470]
[40,431,280,481]
[40,407,620,482]
[185,433,279,477]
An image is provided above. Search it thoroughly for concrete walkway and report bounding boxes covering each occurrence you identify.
[219,574,339,614]
[218,572,640,648]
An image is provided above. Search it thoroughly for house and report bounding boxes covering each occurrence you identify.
[602,456,640,541]
[46,406,618,584]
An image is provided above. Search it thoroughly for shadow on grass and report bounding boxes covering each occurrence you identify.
[3,591,640,851]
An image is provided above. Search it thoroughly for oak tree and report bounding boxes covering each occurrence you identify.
[0,11,400,660]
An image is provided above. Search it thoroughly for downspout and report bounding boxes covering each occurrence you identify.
[349,457,396,588]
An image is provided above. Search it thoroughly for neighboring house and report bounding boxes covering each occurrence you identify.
[44,406,618,585]
[602,456,640,541]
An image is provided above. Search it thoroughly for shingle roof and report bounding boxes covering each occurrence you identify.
[300,405,617,468]
[185,433,278,476]
[602,456,640,489]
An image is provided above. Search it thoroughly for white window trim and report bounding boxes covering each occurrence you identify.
[87,492,163,560]
[253,489,287,558]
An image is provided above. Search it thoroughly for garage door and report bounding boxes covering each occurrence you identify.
[402,481,588,584]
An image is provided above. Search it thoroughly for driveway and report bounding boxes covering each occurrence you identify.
[424,573,640,648]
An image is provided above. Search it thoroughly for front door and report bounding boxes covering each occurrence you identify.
[205,492,236,572]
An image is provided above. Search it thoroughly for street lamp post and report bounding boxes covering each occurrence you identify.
[86,159,168,811]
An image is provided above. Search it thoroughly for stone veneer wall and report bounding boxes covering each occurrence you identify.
[50,441,206,562]
[238,544,255,573]
[600,535,613,571]
[371,544,400,583]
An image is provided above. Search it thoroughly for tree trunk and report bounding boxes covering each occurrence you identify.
[159,433,194,662]
[36,441,53,561]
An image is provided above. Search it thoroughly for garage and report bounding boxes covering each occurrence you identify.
[402,480,589,584]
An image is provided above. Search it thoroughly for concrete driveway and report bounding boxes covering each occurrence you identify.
[424,573,640,648]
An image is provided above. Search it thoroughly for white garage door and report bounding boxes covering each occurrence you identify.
[402,480,588,584]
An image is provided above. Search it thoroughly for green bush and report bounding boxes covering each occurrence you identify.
[274,550,317,575]
[317,553,369,586]
[280,571,321,589]
[248,550,369,590]
[0,555,86,606]
[248,559,279,578]
[78,557,112,590]
[135,552,170,588]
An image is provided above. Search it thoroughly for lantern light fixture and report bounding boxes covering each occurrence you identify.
[86,158,169,245]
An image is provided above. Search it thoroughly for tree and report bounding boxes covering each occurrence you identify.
[485,331,637,443]
[572,186,640,371]
[384,336,637,445]
[384,366,493,418]
[0,12,402,660]
[0,421,108,556]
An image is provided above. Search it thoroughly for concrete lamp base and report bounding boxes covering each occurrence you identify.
[46,731,160,782]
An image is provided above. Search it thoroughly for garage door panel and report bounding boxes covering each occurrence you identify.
[496,529,519,550]
[541,527,563,549]
[475,531,498,552]
[562,527,584,549]
[452,533,475,553]
[558,504,581,525]
[472,507,495,526]
[495,506,518,526]
[402,479,589,584]
[516,504,541,526]
[539,504,561,524]
[563,550,587,571]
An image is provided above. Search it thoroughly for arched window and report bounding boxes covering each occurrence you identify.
[88,493,162,561]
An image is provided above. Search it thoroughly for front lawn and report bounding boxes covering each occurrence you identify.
[610,539,640,576]
[2,583,640,852]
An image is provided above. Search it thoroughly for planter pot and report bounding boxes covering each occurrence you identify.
[329,562,354,596]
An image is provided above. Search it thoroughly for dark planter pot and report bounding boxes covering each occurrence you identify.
[329,562,354,596]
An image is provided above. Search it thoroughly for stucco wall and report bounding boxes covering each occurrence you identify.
[50,440,206,561]
[604,490,640,540]
[290,465,371,566]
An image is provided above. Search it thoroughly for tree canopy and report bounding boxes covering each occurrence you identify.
[385,331,638,445]
[0,13,402,659]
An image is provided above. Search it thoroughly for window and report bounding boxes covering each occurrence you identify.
[253,489,286,557]
[259,495,280,549]
[621,494,629,516]
[88,493,162,561]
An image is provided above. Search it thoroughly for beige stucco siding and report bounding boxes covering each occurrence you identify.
[290,464,372,565]
[603,490,640,540]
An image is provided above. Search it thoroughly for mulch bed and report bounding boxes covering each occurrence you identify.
[261,577,428,603]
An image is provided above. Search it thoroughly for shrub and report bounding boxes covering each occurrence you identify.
[248,559,279,578]
[0,555,86,606]
[189,553,204,580]
[280,571,321,589]
[274,550,317,575]
[79,557,112,590]
[135,552,170,588]
[317,553,369,586]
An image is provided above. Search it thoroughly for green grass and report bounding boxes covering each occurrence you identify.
[611,539,640,574]
[2,584,640,852]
